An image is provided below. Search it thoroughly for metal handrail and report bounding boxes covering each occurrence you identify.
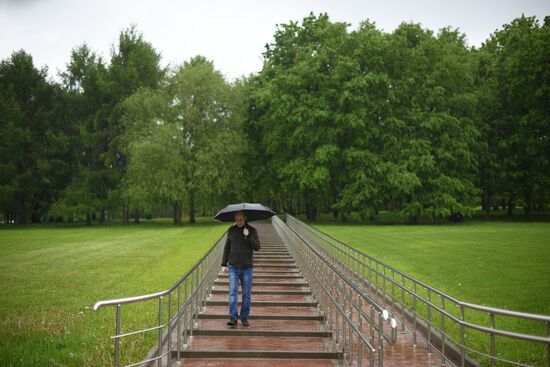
[286,214,550,367]
[93,232,226,367]
[273,216,396,367]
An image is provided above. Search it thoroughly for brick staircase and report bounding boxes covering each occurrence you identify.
[176,222,343,366]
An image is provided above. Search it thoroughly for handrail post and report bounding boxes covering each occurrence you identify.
[157,296,163,367]
[460,304,465,367]
[441,295,446,364]
[183,278,188,347]
[427,288,432,353]
[401,273,405,332]
[413,282,417,346]
[359,296,364,366]
[114,304,121,367]
[167,292,173,361]
[177,284,181,362]
[349,286,353,361]
[378,312,383,367]
[490,312,495,367]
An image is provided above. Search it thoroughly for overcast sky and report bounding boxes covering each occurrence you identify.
[1,0,549,81]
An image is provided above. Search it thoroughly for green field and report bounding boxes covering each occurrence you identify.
[0,219,226,367]
[312,220,550,365]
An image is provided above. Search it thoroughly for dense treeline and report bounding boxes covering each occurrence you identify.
[246,13,549,221]
[0,14,548,225]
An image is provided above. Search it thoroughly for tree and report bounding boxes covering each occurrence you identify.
[381,23,480,223]
[119,56,245,225]
[55,27,165,225]
[0,51,69,224]
[56,44,110,225]
[478,15,550,219]
[107,26,166,223]
[170,56,246,223]
[119,88,188,225]
[250,13,356,220]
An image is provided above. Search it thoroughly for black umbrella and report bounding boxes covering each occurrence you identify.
[213,202,276,222]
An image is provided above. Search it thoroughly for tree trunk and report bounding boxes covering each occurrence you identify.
[483,188,490,218]
[15,207,26,225]
[287,197,295,215]
[134,209,140,224]
[99,208,106,223]
[122,202,129,225]
[524,188,532,220]
[507,198,514,217]
[86,212,91,226]
[15,193,26,225]
[173,200,183,226]
[304,193,317,221]
[189,191,196,224]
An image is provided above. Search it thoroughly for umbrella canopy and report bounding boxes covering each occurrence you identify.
[214,202,276,222]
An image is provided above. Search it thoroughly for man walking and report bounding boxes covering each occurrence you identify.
[221,211,261,327]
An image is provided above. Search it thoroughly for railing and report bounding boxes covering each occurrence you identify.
[273,216,398,367]
[286,214,550,367]
[93,233,226,367]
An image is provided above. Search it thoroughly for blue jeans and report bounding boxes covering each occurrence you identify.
[228,264,253,321]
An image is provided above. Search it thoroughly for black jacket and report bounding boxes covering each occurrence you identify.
[221,223,261,268]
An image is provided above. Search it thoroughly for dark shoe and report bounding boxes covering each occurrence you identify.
[227,319,237,328]
[241,319,250,327]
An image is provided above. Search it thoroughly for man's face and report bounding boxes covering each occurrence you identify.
[235,213,246,228]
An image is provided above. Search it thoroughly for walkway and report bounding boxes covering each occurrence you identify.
[174,222,447,367]
[176,222,342,366]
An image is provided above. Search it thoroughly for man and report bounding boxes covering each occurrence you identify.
[221,211,261,327]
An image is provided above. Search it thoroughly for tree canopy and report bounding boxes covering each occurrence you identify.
[1,15,548,225]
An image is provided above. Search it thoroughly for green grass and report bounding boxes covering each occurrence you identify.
[0,218,227,367]
[312,220,550,365]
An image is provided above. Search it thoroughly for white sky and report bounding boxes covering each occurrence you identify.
[1,0,549,81]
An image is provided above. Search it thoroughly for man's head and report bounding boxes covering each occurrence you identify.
[234,211,246,228]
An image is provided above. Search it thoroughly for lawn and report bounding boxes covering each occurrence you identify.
[0,218,227,367]
[312,220,550,365]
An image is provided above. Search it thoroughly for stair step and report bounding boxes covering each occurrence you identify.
[254,259,295,263]
[217,274,302,279]
[177,350,341,360]
[258,252,290,255]
[213,286,310,293]
[253,269,300,273]
[214,281,307,287]
[179,335,338,354]
[208,294,312,302]
[211,289,312,295]
[254,264,297,268]
[216,277,304,283]
[206,300,318,307]
[198,314,324,321]
[192,329,331,337]
[197,319,326,331]
[178,358,342,366]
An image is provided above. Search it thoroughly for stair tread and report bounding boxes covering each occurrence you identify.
[197,319,327,331]
[208,294,312,302]
[185,336,337,352]
[178,358,341,366]
[204,305,319,315]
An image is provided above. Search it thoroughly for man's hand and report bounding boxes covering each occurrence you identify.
[243,228,249,237]
[222,266,228,274]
